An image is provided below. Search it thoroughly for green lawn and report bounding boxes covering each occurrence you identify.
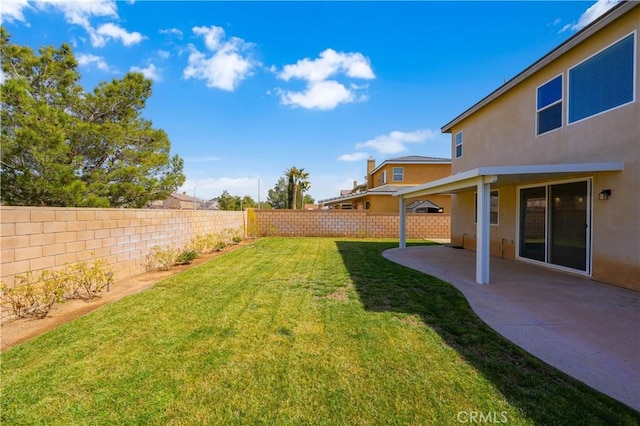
[2,238,637,425]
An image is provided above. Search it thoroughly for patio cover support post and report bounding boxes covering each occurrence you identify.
[476,179,491,284]
[399,196,407,249]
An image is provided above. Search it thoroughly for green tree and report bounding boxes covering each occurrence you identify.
[218,191,256,211]
[218,190,240,211]
[296,179,312,209]
[302,193,315,208]
[284,167,310,210]
[241,195,257,209]
[267,177,289,209]
[0,28,185,207]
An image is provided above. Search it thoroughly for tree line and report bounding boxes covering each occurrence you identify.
[217,167,313,210]
[0,27,185,207]
[1,28,314,210]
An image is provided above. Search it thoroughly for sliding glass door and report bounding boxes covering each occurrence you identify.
[518,180,590,273]
[549,181,588,271]
[520,187,547,262]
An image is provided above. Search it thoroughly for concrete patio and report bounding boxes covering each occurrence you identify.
[383,244,640,411]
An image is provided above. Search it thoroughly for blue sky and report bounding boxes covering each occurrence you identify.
[0,1,619,203]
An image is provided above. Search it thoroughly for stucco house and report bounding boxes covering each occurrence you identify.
[322,156,451,213]
[397,1,638,291]
[149,192,200,210]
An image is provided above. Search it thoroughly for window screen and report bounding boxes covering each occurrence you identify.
[569,33,634,123]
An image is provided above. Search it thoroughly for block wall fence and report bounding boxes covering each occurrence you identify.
[0,207,450,287]
[251,209,451,239]
[0,207,245,286]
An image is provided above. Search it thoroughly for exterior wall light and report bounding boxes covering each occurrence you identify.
[599,189,611,200]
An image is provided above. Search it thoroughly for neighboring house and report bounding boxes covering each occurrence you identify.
[397,1,639,291]
[200,198,221,210]
[321,156,451,213]
[149,192,200,210]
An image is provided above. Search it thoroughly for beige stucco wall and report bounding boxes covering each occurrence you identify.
[371,163,451,188]
[447,9,639,290]
[1,207,245,286]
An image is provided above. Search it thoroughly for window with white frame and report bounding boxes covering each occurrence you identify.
[569,33,635,123]
[392,167,404,182]
[381,170,387,184]
[474,190,499,225]
[537,75,563,135]
[455,131,463,158]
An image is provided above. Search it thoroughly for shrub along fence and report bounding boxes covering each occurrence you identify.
[0,207,245,287]
[1,207,450,288]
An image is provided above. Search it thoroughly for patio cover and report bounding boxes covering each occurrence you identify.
[394,162,624,284]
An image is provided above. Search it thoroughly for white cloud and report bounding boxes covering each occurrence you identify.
[560,0,619,33]
[0,0,30,23]
[355,129,440,155]
[7,0,144,47]
[76,53,110,71]
[183,25,257,91]
[338,152,370,162]
[157,50,171,59]
[160,28,183,38]
[131,63,161,81]
[93,22,144,47]
[278,80,354,110]
[278,48,374,82]
[38,0,118,27]
[192,25,225,50]
[274,48,375,110]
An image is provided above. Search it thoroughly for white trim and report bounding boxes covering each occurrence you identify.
[392,167,404,182]
[535,73,564,137]
[567,31,636,126]
[399,197,407,249]
[455,131,463,158]
[441,2,637,133]
[515,177,593,276]
[394,162,623,198]
[476,181,491,284]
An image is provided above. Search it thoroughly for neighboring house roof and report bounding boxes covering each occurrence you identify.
[321,184,414,204]
[441,1,636,133]
[406,199,443,213]
[170,192,196,202]
[370,156,451,175]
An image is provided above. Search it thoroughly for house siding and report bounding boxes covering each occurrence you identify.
[447,6,639,290]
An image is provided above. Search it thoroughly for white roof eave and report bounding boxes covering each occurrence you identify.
[394,162,624,197]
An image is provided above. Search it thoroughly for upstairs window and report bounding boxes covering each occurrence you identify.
[455,131,463,158]
[381,170,387,184]
[393,167,404,182]
[569,33,635,123]
[537,75,563,135]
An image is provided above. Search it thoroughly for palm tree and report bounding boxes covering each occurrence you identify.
[284,167,310,209]
[297,179,311,209]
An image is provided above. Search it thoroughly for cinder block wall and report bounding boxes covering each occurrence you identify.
[0,207,245,286]
[252,209,450,239]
